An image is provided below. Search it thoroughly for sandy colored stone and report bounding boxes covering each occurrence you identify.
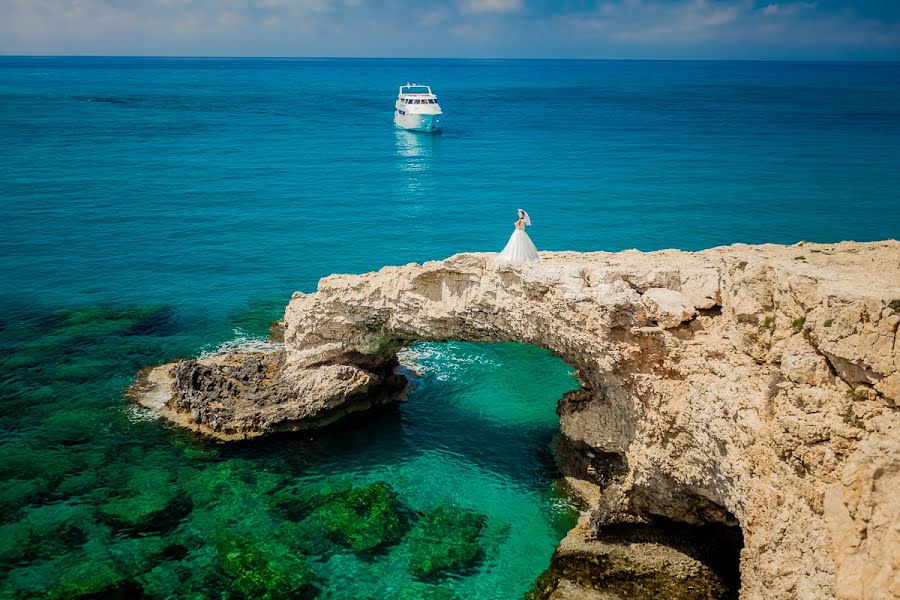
[131,240,900,599]
[641,287,698,328]
[824,435,900,600]
[282,241,899,600]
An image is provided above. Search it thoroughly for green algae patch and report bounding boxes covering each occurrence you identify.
[97,489,187,530]
[47,557,131,600]
[42,407,115,446]
[139,552,219,600]
[216,531,318,599]
[407,503,487,580]
[55,305,176,338]
[0,502,100,565]
[0,444,80,486]
[180,460,285,508]
[54,468,103,498]
[306,481,410,553]
[271,476,354,521]
[0,478,46,515]
[97,468,190,531]
[106,534,172,576]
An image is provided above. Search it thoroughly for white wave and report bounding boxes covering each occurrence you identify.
[198,328,284,359]
[399,342,501,382]
[124,403,161,423]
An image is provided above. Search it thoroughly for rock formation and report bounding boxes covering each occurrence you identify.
[128,350,406,441]
[130,241,900,599]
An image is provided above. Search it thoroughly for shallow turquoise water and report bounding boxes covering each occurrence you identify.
[1,57,899,598]
[0,305,578,598]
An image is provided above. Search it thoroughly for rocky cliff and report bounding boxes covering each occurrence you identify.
[131,241,900,599]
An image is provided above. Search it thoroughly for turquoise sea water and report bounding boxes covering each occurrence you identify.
[1,57,899,598]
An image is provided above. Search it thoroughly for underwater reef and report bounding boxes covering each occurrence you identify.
[1,303,560,598]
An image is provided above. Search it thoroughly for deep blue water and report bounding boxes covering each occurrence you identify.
[1,57,899,599]
[3,58,899,317]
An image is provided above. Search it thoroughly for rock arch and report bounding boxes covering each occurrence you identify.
[132,242,900,599]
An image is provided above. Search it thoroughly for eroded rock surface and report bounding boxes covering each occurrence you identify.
[129,350,404,440]
[130,241,900,599]
[526,514,739,600]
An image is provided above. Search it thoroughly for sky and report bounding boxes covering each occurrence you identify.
[1,0,899,60]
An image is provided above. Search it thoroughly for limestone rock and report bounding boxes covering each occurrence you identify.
[127,350,404,440]
[824,435,900,600]
[527,514,735,600]
[641,287,697,328]
[130,240,900,599]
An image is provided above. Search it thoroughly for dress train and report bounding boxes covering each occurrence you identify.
[498,229,539,262]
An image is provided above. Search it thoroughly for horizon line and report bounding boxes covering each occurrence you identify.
[2,54,900,64]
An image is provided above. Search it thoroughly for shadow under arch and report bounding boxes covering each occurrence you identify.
[284,254,745,597]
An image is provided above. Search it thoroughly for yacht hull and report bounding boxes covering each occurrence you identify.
[394,112,441,132]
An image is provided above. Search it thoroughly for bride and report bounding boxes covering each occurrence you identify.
[498,209,539,262]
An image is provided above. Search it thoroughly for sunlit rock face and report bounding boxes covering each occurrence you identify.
[133,241,900,599]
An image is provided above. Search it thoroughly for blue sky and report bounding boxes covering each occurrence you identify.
[2,0,898,59]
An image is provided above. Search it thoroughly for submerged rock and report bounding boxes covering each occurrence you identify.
[0,478,46,516]
[527,514,739,600]
[54,468,102,498]
[106,534,171,577]
[304,481,409,553]
[269,318,286,343]
[0,445,80,486]
[215,531,318,599]
[96,468,189,531]
[54,304,176,338]
[270,476,354,521]
[406,503,487,580]
[47,557,134,600]
[179,459,285,507]
[0,502,100,565]
[139,557,213,599]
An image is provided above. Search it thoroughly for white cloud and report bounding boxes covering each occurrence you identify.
[557,0,900,56]
[762,2,816,17]
[255,0,330,15]
[703,6,739,26]
[571,0,746,42]
[458,0,522,14]
[417,6,451,27]
[0,0,896,58]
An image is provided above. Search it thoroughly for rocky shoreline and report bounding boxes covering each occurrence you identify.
[128,349,407,441]
[129,241,900,599]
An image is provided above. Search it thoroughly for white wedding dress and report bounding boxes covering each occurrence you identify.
[499,223,539,262]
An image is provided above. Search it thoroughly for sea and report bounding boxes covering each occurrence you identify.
[1,57,898,599]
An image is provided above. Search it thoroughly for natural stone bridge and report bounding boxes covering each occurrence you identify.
[131,241,900,600]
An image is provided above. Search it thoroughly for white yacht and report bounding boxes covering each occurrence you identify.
[394,84,442,132]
